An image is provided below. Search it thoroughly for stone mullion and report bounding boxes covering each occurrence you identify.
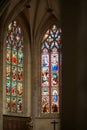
[0,22,3,130]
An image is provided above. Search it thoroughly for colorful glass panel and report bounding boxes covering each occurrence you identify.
[12,50,17,65]
[42,96,49,113]
[6,80,11,96]
[6,96,10,111]
[17,82,23,97]
[6,49,11,64]
[41,25,62,113]
[18,67,23,81]
[11,81,17,96]
[5,21,23,113]
[17,97,22,112]
[12,66,17,80]
[6,64,11,80]
[11,97,16,112]
[42,87,49,95]
[18,50,23,67]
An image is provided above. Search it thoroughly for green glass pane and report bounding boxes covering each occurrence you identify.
[6,96,10,111]
[18,50,23,67]
[6,80,11,96]
[17,97,22,112]
[41,25,62,113]
[6,20,24,113]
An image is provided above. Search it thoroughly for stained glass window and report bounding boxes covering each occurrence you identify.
[6,21,23,113]
[41,25,62,113]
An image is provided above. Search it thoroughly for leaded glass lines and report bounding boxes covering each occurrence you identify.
[41,25,62,114]
[6,21,23,113]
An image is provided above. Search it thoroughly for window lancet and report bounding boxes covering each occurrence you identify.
[41,25,62,113]
[5,21,24,113]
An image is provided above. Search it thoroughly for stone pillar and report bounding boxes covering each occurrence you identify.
[77,0,87,130]
[26,117,33,130]
[0,20,3,130]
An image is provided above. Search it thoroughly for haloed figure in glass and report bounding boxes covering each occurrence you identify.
[41,25,62,113]
[5,21,24,113]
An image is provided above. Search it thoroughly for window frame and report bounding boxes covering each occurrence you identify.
[3,18,31,117]
[39,24,62,118]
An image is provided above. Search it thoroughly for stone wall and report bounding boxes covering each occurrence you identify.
[34,118,60,130]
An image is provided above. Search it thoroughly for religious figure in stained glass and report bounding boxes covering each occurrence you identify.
[17,82,23,96]
[5,21,24,113]
[41,25,62,113]
[51,54,58,71]
[6,80,11,95]
[6,65,11,80]
[6,49,11,63]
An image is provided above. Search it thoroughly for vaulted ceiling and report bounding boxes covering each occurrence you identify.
[0,0,9,15]
[1,0,60,20]
[1,0,60,43]
[0,0,6,7]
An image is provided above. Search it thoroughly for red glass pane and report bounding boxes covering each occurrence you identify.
[42,95,50,113]
[6,80,11,96]
[41,25,62,114]
[6,21,24,113]
[18,67,23,81]
[12,66,17,80]
[12,50,17,65]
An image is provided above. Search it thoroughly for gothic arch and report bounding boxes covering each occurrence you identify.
[0,1,61,130]
[35,16,61,47]
[2,12,32,117]
[33,16,62,119]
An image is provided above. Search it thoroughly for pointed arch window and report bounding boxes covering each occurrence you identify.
[5,21,24,113]
[41,25,62,113]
